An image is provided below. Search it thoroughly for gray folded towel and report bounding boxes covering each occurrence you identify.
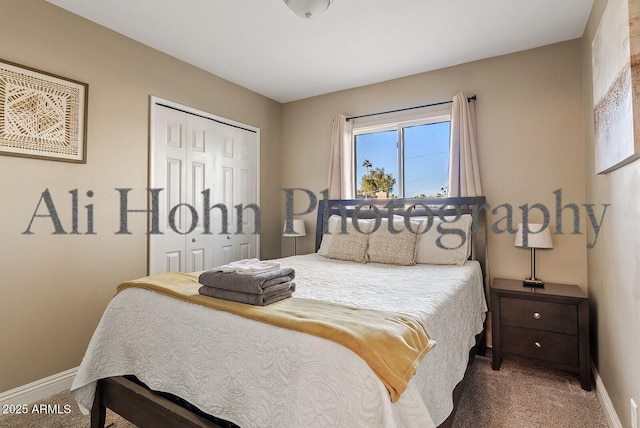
[198,267,295,294]
[198,282,296,306]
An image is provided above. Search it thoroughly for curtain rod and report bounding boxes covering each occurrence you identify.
[345,95,476,122]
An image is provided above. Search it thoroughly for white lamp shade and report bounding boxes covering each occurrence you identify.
[283,219,306,237]
[283,0,332,18]
[514,223,553,249]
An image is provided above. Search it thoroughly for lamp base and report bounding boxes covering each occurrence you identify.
[523,278,545,288]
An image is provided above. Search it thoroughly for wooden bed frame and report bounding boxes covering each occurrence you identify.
[90,196,488,428]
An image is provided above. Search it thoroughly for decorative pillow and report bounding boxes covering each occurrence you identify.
[326,220,371,263]
[318,215,374,256]
[414,214,473,265]
[367,218,420,265]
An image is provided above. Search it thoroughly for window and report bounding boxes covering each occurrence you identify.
[353,114,451,198]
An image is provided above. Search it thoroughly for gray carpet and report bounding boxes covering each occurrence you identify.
[452,356,608,428]
[0,392,135,428]
[0,356,607,427]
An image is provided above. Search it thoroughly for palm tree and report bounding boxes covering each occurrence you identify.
[362,159,372,173]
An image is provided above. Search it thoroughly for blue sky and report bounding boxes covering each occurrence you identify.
[355,121,450,197]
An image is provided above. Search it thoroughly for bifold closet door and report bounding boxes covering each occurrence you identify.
[150,103,259,275]
[150,105,216,274]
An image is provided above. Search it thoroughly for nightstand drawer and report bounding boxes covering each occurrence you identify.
[501,326,579,366]
[500,297,577,335]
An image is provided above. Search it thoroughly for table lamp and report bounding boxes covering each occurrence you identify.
[514,223,553,287]
[283,219,306,256]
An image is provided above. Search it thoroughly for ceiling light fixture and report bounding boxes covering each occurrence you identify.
[283,0,333,19]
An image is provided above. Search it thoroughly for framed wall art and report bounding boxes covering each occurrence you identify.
[0,58,88,163]
[592,0,640,174]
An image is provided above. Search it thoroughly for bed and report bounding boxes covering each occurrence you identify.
[71,196,489,428]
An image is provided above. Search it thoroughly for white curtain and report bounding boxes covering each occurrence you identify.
[447,92,482,197]
[327,114,354,199]
[447,92,490,342]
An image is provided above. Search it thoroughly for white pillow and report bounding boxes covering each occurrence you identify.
[317,215,340,256]
[414,214,473,265]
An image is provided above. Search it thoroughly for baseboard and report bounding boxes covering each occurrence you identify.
[592,363,623,428]
[0,367,78,407]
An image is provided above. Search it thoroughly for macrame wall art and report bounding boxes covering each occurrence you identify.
[0,59,87,163]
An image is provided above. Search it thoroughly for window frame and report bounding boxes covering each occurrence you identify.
[351,108,451,198]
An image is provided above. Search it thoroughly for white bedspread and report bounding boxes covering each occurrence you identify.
[71,254,486,428]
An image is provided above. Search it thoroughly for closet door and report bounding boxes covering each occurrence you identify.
[211,121,236,265]
[150,106,216,274]
[234,128,258,259]
[150,105,188,273]
[184,115,215,272]
[149,100,259,275]
[211,124,258,264]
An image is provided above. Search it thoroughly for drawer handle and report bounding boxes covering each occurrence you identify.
[534,342,542,349]
[533,312,541,320]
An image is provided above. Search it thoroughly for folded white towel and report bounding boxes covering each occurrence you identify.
[215,258,282,275]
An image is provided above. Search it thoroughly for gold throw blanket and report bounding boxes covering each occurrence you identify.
[117,272,436,402]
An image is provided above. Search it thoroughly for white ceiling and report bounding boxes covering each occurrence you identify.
[47,0,594,103]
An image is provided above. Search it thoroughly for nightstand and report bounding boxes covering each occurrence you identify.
[491,278,591,390]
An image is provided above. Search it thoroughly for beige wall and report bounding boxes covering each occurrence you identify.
[583,0,640,425]
[281,40,588,290]
[0,0,281,392]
